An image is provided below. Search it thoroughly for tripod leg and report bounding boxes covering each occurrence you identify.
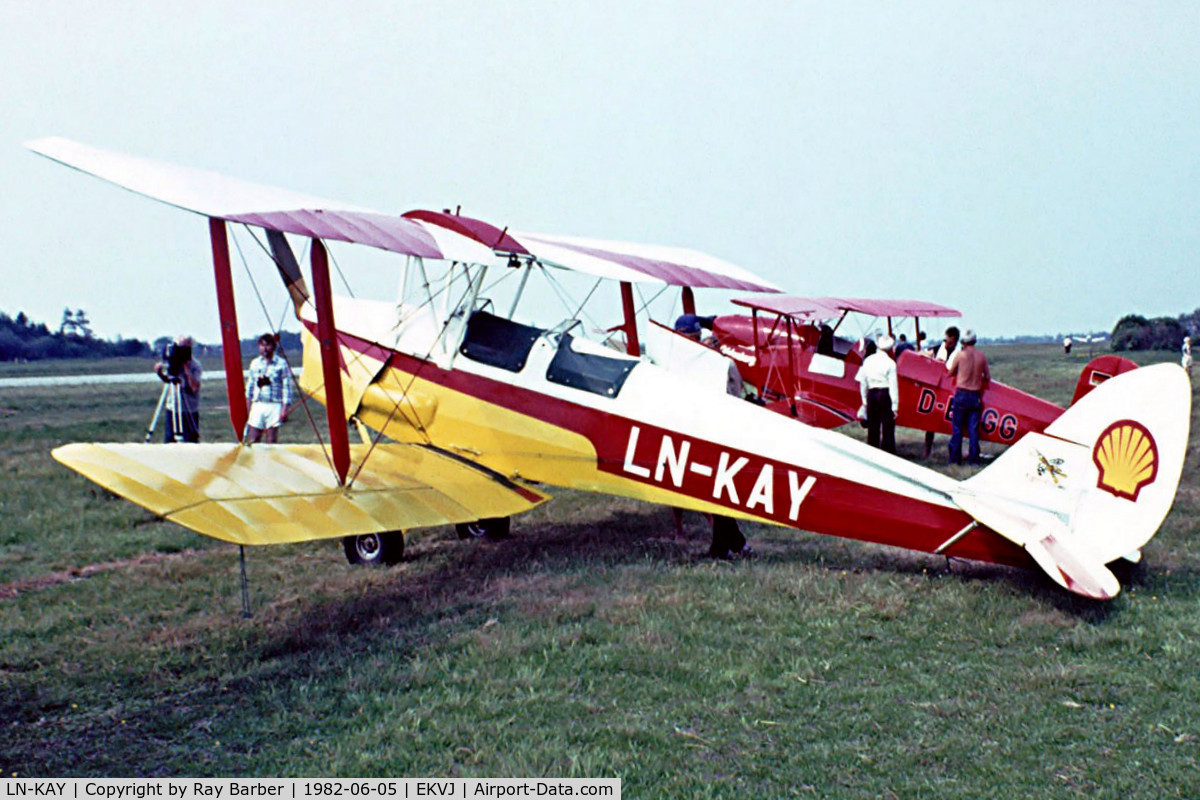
[167,383,183,443]
[144,383,170,443]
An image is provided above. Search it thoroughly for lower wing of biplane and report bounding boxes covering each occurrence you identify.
[52,441,549,546]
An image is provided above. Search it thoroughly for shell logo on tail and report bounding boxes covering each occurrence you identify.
[1092,420,1159,501]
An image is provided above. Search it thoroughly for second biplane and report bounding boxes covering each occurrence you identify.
[29,137,1190,600]
[708,295,1138,445]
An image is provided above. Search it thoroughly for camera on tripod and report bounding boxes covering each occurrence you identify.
[160,342,193,382]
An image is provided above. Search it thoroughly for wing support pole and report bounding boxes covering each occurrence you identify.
[209,218,247,441]
[620,281,640,357]
[309,239,351,485]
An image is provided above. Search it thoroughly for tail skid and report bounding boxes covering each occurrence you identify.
[951,364,1190,599]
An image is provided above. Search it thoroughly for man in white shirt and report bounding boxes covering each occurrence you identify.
[858,333,899,454]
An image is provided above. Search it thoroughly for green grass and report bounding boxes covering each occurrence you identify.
[1,345,1198,797]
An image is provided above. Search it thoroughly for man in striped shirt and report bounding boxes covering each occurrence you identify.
[245,333,294,444]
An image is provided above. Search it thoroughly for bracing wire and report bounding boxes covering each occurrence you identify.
[236,225,487,486]
[231,226,337,478]
[539,266,607,336]
[344,264,487,488]
[634,284,671,320]
[326,246,356,298]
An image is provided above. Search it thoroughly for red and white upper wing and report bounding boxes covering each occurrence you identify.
[29,137,780,292]
[26,137,496,265]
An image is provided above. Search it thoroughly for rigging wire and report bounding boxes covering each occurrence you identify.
[231,225,337,478]
[327,245,356,298]
[234,225,508,487]
[634,284,671,321]
[538,266,607,337]
[344,264,486,488]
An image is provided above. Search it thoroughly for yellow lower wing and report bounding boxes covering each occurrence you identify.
[53,442,550,545]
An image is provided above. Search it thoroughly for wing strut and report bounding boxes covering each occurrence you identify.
[310,239,351,484]
[620,281,640,357]
[209,218,248,441]
[681,286,696,316]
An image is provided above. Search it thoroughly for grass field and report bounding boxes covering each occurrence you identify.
[1,344,1197,797]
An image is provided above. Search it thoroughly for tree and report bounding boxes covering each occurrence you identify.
[1111,315,1150,351]
[73,308,93,339]
[1111,314,1186,351]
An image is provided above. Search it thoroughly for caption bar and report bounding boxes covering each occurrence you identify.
[2,780,620,800]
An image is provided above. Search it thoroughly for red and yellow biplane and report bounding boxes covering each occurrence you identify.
[28,137,1191,600]
[709,295,1139,443]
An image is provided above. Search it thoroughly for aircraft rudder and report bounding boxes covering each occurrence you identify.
[1071,354,1138,406]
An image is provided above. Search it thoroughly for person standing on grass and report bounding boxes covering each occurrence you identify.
[946,329,990,466]
[670,313,752,559]
[245,333,294,444]
[153,334,202,443]
[923,326,960,459]
[857,333,899,454]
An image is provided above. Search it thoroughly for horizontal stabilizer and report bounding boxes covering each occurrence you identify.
[950,491,1120,599]
[53,442,549,546]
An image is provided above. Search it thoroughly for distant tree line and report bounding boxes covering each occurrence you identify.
[150,330,304,361]
[1110,310,1195,352]
[0,308,150,361]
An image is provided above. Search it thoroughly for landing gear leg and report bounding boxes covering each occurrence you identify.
[342,531,405,565]
[455,517,512,540]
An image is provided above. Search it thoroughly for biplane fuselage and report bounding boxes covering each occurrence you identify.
[305,297,1026,569]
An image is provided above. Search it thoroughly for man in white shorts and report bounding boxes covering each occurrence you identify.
[245,333,294,443]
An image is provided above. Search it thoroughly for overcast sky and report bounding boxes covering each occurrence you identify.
[3,1,1198,342]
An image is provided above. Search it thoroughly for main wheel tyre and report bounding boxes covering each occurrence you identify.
[455,517,511,540]
[342,531,405,566]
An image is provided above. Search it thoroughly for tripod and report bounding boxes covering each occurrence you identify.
[144,378,186,443]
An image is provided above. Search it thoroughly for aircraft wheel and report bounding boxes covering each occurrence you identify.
[455,517,511,540]
[343,531,405,566]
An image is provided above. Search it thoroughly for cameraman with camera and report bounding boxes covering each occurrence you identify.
[153,335,203,443]
[245,333,294,444]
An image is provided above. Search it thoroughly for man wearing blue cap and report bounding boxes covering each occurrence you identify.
[672,313,752,558]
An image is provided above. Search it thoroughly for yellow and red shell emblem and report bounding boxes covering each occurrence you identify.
[1092,420,1159,501]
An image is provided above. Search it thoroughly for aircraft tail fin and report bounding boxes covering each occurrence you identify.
[951,363,1190,599]
[1071,354,1138,406]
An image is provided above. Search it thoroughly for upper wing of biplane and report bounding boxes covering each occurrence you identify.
[26,136,497,265]
[733,295,961,320]
[28,137,779,292]
[405,211,781,292]
[53,442,550,546]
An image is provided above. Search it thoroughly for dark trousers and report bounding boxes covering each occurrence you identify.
[948,389,982,464]
[866,388,896,453]
[709,515,746,558]
[165,409,200,443]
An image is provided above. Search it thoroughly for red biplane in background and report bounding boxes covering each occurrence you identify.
[708,295,1139,446]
